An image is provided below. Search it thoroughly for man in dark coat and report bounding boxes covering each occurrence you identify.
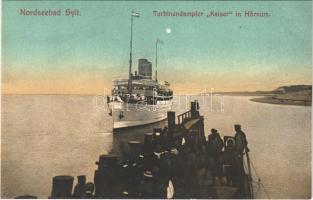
[207,129,223,158]
[222,138,240,186]
[72,175,86,198]
[234,124,249,194]
[207,128,224,184]
[234,124,249,155]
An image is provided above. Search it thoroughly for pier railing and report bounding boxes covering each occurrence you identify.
[177,111,192,125]
[176,101,199,125]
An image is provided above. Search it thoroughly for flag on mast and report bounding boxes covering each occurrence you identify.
[131,11,140,17]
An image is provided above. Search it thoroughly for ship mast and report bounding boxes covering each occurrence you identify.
[128,11,139,94]
[155,38,162,82]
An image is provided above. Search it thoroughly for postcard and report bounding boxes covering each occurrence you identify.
[2,0,312,199]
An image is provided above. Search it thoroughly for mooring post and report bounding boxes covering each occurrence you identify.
[199,118,206,145]
[96,154,118,171]
[128,140,142,157]
[50,175,74,199]
[94,154,118,198]
[191,101,200,118]
[167,111,175,135]
[143,132,154,154]
[191,101,196,118]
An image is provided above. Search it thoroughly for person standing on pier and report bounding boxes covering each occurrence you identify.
[234,124,250,195]
[207,128,224,184]
[72,175,86,198]
[234,124,249,155]
[234,124,250,180]
[222,138,240,186]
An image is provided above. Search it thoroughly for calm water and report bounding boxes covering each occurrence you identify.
[1,95,311,198]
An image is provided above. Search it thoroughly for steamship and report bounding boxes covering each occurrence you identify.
[107,11,173,129]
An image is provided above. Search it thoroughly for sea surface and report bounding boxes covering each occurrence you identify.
[1,94,311,198]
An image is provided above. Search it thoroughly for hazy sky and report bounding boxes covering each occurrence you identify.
[2,1,312,94]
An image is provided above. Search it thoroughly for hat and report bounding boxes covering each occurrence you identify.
[143,170,154,178]
[234,124,241,129]
[211,128,218,133]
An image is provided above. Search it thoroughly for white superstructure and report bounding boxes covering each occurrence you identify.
[107,11,173,129]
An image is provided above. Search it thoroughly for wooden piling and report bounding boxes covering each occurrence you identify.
[94,154,119,198]
[191,101,196,118]
[143,133,155,156]
[96,154,118,171]
[167,111,176,134]
[128,140,142,157]
[50,175,74,199]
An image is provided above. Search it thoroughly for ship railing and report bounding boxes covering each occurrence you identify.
[177,110,192,125]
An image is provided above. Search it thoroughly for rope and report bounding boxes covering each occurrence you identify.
[249,156,271,199]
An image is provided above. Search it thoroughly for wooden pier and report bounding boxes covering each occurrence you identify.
[16,101,254,199]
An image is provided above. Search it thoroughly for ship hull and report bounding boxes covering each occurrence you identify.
[108,100,172,129]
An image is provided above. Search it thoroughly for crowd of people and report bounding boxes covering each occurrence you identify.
[70,124,249,199]
[206,124,249,188]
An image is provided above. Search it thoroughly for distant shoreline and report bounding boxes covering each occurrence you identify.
[215,85,312,107]
[3,89,312,107]
[250,96,311,106]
